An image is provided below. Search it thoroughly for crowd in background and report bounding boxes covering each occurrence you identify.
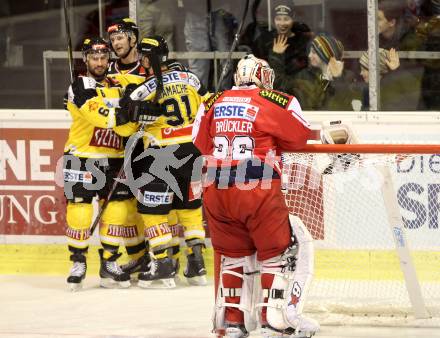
[1,0,440,111]
[130,0,440,111]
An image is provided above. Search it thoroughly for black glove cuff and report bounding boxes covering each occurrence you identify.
[115,107,130,126]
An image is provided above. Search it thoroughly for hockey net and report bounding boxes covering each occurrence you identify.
[281,145,440,326]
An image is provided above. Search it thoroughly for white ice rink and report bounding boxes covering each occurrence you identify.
[1,276,440,338]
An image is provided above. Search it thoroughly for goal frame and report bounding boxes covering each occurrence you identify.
[213,143,440,321]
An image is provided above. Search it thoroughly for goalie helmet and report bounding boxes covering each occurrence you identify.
[137,36,169,64]
[107,18,139,41]
[81,37,111,60]
[234,54,274,89]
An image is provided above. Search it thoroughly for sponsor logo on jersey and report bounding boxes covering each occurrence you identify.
[63,169,93,184]
[213,102,259,122]
[259,90,289,108]
[145,222,171,239]
[107,224,138,238]
[204,91,223,111]
[89,127,123,150]
[143,191,174,205]
[141,71,195,98]
[161,125,192,139]
[188,72,201,89]
[222,96,251,103]
[88,101,99,112]
[66,226,91,240]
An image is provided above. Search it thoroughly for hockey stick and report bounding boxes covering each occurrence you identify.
[216,0,250,91]
[89,124,145,236]
[63,0,74,82]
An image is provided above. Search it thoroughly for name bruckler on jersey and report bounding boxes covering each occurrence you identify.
[63,169,93,184]
[143,191,174,206]
[213,102,259,122]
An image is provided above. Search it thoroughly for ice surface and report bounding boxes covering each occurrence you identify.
[1,276,440,338]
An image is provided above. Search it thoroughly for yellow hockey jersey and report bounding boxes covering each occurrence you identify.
[107,60,147,86]
[64,76,135,158]
[132,69,211,146]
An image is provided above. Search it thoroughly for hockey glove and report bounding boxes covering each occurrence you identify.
[135,101,164,124]
[320,120,360,174]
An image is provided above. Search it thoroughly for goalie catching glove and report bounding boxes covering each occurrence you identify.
[320,120,360,174]
[320,120,359,145]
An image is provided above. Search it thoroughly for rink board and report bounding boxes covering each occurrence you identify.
[1,243,439,283]
[1,110,440,283]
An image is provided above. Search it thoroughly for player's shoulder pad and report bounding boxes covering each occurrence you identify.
[204,91,223,111]
[258,89,290,108]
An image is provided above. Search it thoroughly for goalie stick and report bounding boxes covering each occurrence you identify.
[216,0,250,91]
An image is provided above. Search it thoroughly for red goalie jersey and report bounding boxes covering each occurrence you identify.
[192,85,311,172]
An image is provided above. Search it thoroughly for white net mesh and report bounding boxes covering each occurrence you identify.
[282,152,440,326]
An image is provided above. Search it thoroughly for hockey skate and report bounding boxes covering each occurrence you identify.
[225,324,249,338]
[98,249,131,288]
[67,253,87,291]
[183,244,207,286]
[138,256,176,289]
[120,252,152,278]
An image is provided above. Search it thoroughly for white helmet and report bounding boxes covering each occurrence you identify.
[234,54,275,89]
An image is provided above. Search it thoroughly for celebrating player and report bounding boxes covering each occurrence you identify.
[106,17,152,277]
[192,54,320,337]
[119,36,211,288]
[63,37,136,290]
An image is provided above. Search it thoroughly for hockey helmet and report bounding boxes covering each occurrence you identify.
[107,18,139,41]
[234,54,274,89]
[137,36,169,63]
[81,37,111,60]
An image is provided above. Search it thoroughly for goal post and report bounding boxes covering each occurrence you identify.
[212,143,440,325]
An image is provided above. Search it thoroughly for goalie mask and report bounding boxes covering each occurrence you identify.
[234,54,274,90]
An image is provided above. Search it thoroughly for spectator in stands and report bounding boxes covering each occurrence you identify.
[378,0,425,109]
[357,48,401,110]
[252,1,312,77]
[138,0,176,51]
[379,0,424,50]
[417,0,440,109]
[183,0,239,90]
[271,33,360,110]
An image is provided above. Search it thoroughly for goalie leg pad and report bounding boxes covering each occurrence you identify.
[259,215,319,334]
[214,254,259,334]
